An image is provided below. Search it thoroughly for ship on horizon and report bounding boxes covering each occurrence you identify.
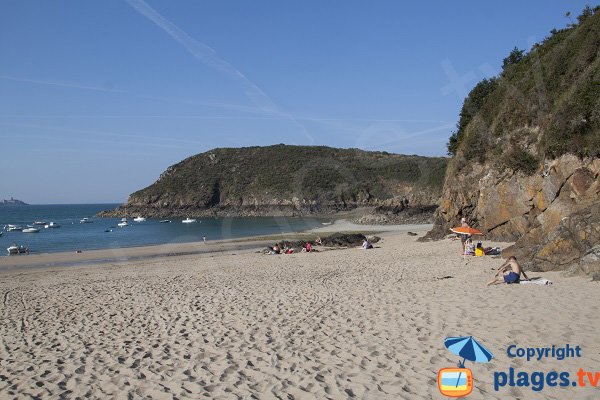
[0,197,28,206]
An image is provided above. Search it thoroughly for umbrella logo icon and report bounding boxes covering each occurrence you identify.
[438,336,494,397]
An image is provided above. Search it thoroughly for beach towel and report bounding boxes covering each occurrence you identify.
[520,279,553,285]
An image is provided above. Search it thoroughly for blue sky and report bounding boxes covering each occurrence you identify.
[1,0,593,204]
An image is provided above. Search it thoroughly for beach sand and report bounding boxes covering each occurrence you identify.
[1,226,598,399]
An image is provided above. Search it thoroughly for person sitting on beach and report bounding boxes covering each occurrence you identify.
[459,217,471,254]
[487,256,530,285]
[463,238,475,255]
[270,244,281,255]
[315,237,322,246]
[305,242,312,252]
[361,239,373,250]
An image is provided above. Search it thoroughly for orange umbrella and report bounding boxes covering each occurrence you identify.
[450,227,484,235]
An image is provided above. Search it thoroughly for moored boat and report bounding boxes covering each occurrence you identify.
[7,245,29,255]
[22,227,40,233]
[80,217,93,223]
[6,224,23,232]
[33,221,47,226]
[159,220,172,223]
[182,218,197,223]
[133,217,146,222]
[117,221,129,227]
[44,222,61,228]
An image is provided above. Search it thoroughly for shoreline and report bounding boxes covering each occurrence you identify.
[0,220,431,272]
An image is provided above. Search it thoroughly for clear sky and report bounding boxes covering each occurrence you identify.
[1,0,593,204]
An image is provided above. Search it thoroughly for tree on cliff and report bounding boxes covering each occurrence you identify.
[447,78,498,156]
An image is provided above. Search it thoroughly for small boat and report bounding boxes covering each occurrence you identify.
[44,222,61,229]
[104,229,113,232]
[80,217,93,224]
[7,245,29,255]
[117,221,129,227]
[133,217,146,222]
[6,224,23,232]
[159,220,172,223]
[22,227,40,233]
[33,221,47,226]
[182,218,197,224]
[121,217,127,222]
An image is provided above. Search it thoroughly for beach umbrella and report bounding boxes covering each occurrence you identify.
[444,336,494,387]
[450,227,484,235]
[445,336,493,365]
[451,227,484,259]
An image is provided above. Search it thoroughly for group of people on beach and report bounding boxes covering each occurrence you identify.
[459,217,533,286]
[269,241,315,255]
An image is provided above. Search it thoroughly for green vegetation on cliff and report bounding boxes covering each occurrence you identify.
[121,145,447,214]
[447,5,600,173]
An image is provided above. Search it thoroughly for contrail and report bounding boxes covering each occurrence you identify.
[125,0,277,113]
[125,0,315,143]
[0,74,126,93]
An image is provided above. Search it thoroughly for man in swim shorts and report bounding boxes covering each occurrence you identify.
[487,256,530,286]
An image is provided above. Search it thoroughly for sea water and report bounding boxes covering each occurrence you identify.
[0,204,324,255]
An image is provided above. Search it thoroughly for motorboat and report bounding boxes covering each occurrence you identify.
[80,217,93,223]
[121,217,127,222]
[159,220,172,223]
[44,222,60,229]
[133,217,146,222]
[7,245,29,255]
[118,221,129,227]
[6,224,23,232]
[33,221,47,226]
[22,227,40,233]
[182,218,197,223]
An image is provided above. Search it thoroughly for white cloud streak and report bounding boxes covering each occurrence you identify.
[125,0,315,143]
[126,0,277,113]
[0,74,126,93]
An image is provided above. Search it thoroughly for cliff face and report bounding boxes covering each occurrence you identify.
[100,145,448,219]
[425,9,600,275]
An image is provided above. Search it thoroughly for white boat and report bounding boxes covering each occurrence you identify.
[121,217,127,222]
[159,220,172,224]
[80,217,93,223]
[117,221,129,227]
[33,221,47,226]
[6,224,23,232]
[182,218,197,223]
[22,227,40,233]
[7,245,29,255]
[133,217,146,222]
[44,222,61,229]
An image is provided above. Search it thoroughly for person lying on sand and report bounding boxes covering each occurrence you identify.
[487,256,529,285]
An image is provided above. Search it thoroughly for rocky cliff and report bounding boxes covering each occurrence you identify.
[425,7,600,275]
[99,145,448,219]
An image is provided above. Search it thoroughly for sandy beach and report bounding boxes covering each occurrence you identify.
[1,226,598,399]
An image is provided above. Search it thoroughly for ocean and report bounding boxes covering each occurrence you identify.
[0,204,324,256]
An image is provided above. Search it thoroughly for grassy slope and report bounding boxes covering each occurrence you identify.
[129,145,448,207]
[455,11,600,173]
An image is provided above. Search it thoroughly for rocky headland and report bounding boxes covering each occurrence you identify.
[99,145,448,223]
[424,7,600,275]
